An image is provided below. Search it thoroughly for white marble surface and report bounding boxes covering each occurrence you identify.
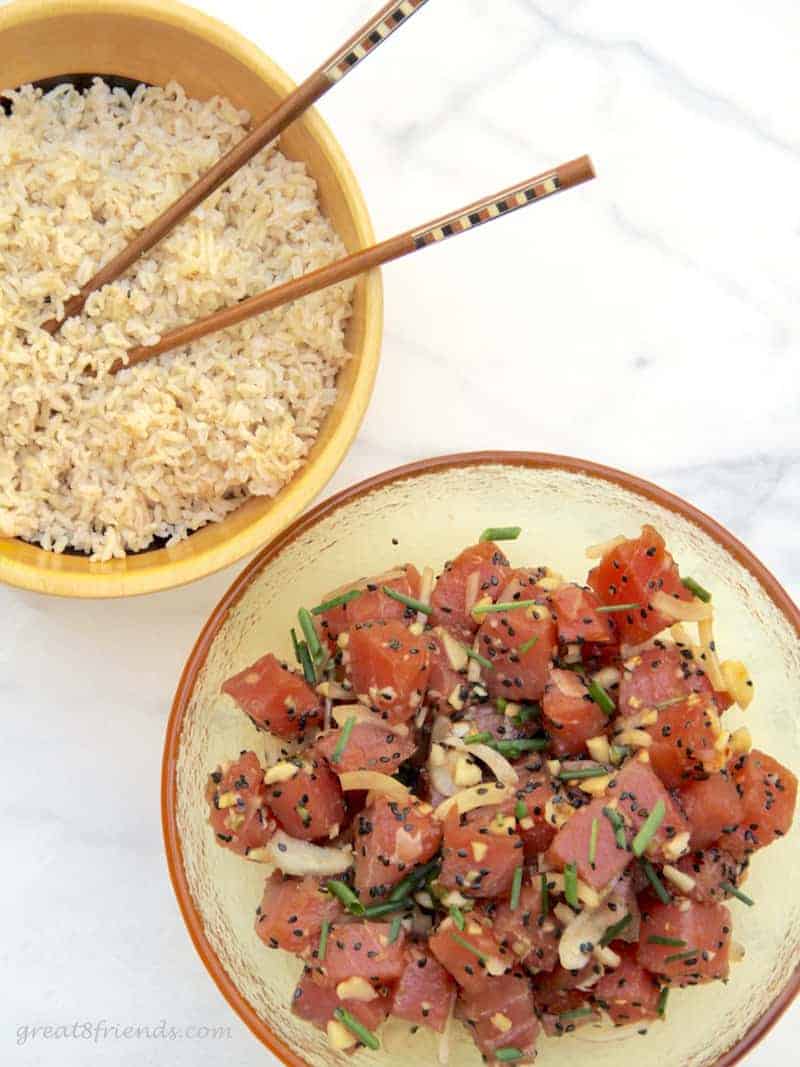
[2,0,798,1064]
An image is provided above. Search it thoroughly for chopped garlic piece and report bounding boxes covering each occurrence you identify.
[730,726,752,756]
[264,762,299,785]
[336,978,377,1002]
[662,863,696,894]
[721,660,754,709]
[216,791,239,809]
[327,1020,357,1051]
[491,1013,513,1033]
[661,831,691,862]
[586,735,611,764]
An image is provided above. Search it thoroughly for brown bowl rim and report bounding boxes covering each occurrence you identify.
[162,450,800,1067]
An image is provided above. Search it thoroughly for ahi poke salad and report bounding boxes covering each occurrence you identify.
[207,524,797,1062]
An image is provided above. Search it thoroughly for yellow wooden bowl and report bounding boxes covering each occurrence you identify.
[0,0,383,598]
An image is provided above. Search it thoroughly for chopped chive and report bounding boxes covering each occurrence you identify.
[472,599,539,616]
[382,585,433,615]
[298,606,322,662]
[596,602,641,614]
[465,731,494,745]
[599,912,633,947]
[297,640,317,685]
[318,919,330,961]
[510,866,524,910]
[311,588,363,615]
[587,678,615,715]
[515,800,527,820]
[721,881,754,906]
[558,1006,594,1021]
[609,743,631,765]
[657,987,669,1017]
[492,738,550,758]
[518,635,539,656]
[333,1008,380,1051]
[495,1049,524,1063]
[449,905,465,930]
[602,806,628,849]
[450,931,486,963]
[388,915,403,944]
[389,858,441,902]
[632,799,666,857]
[540,873,549,917]
[496,697,508,712]
[664,948,699,964]
[558,765,609,781]
[465,646,494,671]
[325,879,364,915]
[682,576,711,603]
[513,703,539,724]
[330,716,357,764]
[647,935,686,947]
[480,526,522,543]
[363,899,411,919]
[641,859,671,905]
[564,862,579,908]
[290,626,302,664]
[588,818,599,868]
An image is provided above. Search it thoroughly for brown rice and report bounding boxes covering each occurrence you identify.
[0,79,354,560]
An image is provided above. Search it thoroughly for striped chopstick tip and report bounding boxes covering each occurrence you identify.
[325,0,428,82]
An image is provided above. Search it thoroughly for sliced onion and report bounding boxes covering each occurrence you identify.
[464,570,480,615]
[430,763,459,798]
[585,535,626,559]
[698,616,728,692]
[339,771,409,801]
[442,737,519,787]
[265,831,353,877]
[434,626,468,672]
[417,565,435,625]
[438,998,454,1066]
[651,590,713,622]
[433,781,511,821]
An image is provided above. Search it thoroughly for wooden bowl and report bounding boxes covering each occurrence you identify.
[0,0,382,598]
[163,451,799,1067]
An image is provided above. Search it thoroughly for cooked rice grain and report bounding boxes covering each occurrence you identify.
[0,80,354,559]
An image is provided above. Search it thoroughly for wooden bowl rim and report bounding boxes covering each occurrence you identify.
[0,0,383,598]
[162,449,800,1067]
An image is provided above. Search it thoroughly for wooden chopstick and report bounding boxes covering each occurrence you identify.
[41,0,430,334]
[112,155,595,373]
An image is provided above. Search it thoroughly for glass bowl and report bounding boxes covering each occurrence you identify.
[163,452,800,1067]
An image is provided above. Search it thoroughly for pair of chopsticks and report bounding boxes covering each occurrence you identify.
[42,0,595,372]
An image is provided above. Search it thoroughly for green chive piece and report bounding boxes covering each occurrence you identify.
[647,935,686,947]
[325,880,364,915]
[493,737,549,757]
[721,881,754,906]
[290,626,302,664]
[558,1006,594,1021]
[510,867,524,911]
[496,697,508,712]
[311,588,363,615]
[641,859,671,905]
[297,640,317,685]
[363,899,411,919]
[513,703,539,724]
[515,800,527,820]
[564,862,579,908]
[450,905,466,931]
[495,1049,524,1063]
[388,915,403,944]
[558,765,609,781]
[609,743,631,765]
[632,799,666,857]
[596,602,641,614]
[333,1008,380,1051]
[472,599,539,616]
[465,731,493,745]
[587,678,615,715]
[318,919,330,961]
[664,948,699,964]
[681,576,711,603]
[540,872,549,917]
[518,635,539,656]
[389,859,441,903]
[298,606,322,661]
[465,646,494,671]
[657,987,669,1017]
[480,526,522,543]
[599,912,633,947]
[330,716,357,764]
[450,931,487,963]
[602,806,628,849]
[588,818,599,868]
[381,585,433,615]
